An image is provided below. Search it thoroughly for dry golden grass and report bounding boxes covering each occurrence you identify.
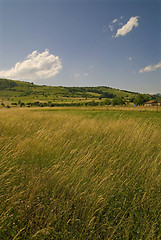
[0,108,160,239]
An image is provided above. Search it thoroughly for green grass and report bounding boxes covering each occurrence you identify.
[0,107,160,239]
[36,106,161,127]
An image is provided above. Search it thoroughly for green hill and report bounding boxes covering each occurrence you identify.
[0,78,159,107]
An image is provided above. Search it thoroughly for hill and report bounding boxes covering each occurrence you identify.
[0,78,160,107]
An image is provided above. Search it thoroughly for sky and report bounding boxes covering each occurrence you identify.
[0,0,160,93]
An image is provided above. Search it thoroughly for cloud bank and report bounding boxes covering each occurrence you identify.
[115,16,139,38]
[0,49,62,80]
[139,61,161,73]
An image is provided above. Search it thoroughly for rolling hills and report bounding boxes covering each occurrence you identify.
[0,78,160,107]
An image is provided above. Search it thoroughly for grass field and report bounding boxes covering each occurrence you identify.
[0,107,160,239]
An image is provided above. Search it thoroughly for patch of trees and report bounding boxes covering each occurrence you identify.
[67,90,116,99]
[3,96,130,109]
[101,92,116,99]
[151,94,161,101]
[67,87,104,95]
[112,97,125,106]
[20,100,100,107]
[68,87,96,92]
[133,94,150,106]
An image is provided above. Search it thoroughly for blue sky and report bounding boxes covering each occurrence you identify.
[0,0,160,93]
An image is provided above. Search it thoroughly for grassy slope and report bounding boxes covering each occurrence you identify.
[0,78,137,104]
[0,107,160,239]
[0,78,68,103]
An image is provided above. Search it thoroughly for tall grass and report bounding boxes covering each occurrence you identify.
[0,108,160,239]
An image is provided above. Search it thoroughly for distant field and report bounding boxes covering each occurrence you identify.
[0,107,160,239]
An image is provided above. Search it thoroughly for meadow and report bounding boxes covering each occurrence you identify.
[0,107,160,239]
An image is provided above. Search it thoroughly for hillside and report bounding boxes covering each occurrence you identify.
[0,78,160,107]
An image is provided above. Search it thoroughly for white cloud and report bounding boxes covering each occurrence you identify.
[129,57,132,61]
[115,16,139,38]
[0,49,62,80]
[108,19,118,32]
[112,19,118,23]
[139,61,161,73]
[108,24,114,32]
